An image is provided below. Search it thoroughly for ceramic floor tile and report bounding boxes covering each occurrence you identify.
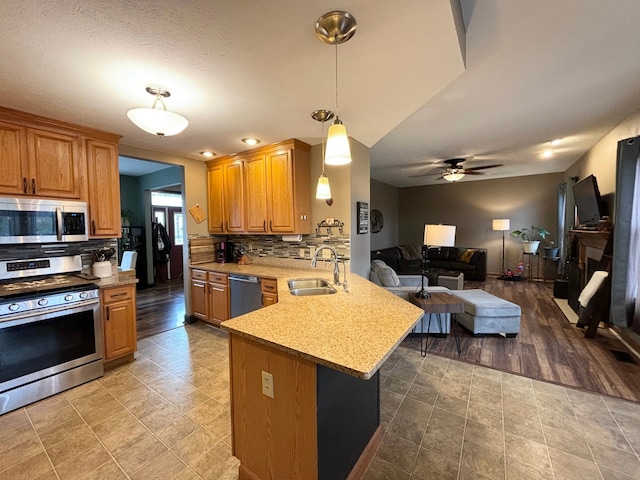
[205,409,232,438]
[0,408,29,433]
[389,365,419,384]
[501,372,533,390]
[604,397,640,418]
[580,416,636,454]
[387,411,429,445]
[503,412,546,444]
[173,467,205,480]
[469,383,502,407]
[598,465,640,480]
[460,439,505,480]
[411,447,459,480]
[434,392,468,417]
[114,434,168,476]
[189,441,240,480]
[467,401,503,431]
[428,406,466,437]
[0,451,53,480]
[439,378,472,400]
[171,427,217,465]
[129,450,187,480]
[397,396,434,421]
[547,446,602,480]
[187,398,228,430]
[91,410,151,456]
[542,422,593,460]
[45,424,101,466]
[0,436,44,472]
[38,414,87,449]
[363,456,410,480]
[471,375,502,395]
[84,460,128,479]
[138,402,186,433]
[421,424,464,463]
[376,431,420,472]
[54,443,112,480]
[405,382,439,405]
[0,422,38,451]
[588,438,640,478]
[380,388,405,411]
[464,419,504,451]
[503,398,538,420]
[413,371,445,391]
[382,375,413,396]
[29,403,81,433]
[156,415,202,448]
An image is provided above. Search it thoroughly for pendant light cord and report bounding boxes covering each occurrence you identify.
[334,42,339,118]
[321,119,326,175]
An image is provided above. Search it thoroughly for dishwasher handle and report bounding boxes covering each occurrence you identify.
[229,274,259,284]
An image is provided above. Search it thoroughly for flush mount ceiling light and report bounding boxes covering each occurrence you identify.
[127,85,189,137]
[315,11,357,166]
[200,151,215,158]
[312,109,334,200]
[242,138,260,146]
[443,171,465,182]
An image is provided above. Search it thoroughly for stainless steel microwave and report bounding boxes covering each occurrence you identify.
[0,198,89,244]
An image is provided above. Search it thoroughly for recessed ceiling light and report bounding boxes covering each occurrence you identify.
[550,138,562,146]
[242,138,260,146]
[542,149,553,158]
[200,151,215,158]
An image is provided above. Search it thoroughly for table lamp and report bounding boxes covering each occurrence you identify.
[492,219,510,279]
[414,224,457,299]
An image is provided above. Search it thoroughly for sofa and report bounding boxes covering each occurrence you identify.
[371,245,487,281]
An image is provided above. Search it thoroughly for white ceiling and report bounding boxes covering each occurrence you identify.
[3,1,640,188]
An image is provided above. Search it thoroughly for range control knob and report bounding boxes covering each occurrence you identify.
[9,303,20,312]
[79,292,89,299]
[37,298,48,306]
[64,295,74,302]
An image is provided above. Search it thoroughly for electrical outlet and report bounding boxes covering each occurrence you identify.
[261,371,274,398]
[299,248,305,258]
[249,244,253,252]
[322,248,331,259]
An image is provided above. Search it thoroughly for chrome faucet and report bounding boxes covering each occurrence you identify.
[311,245,341,285]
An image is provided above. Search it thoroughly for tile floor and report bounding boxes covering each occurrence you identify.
[1,324,639,480]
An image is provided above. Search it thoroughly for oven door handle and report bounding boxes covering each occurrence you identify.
[0,299,100,327]
[56,207,63,241]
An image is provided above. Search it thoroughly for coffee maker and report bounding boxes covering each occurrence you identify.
[215,242,226,263]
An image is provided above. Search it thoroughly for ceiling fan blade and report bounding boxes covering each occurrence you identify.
[462,171,485,175]
[463,164,503,172]
[409,172,444,178]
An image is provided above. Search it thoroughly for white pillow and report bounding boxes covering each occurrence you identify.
[371,260,401,287]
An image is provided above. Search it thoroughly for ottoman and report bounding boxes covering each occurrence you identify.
[450,289,521,337]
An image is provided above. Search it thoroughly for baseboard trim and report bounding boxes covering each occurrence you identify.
[347,426,383,480]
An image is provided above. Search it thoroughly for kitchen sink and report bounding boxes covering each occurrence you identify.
[288,278,337,296]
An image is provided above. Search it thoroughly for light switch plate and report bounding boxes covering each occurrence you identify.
[299,248,305,258]
[261,371,274,398]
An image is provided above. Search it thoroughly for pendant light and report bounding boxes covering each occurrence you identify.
[315,11,357,166]
[312,109,334,199]
[127,85,189,137]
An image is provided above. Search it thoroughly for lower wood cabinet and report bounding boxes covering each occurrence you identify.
[261,278,278,307]
[191,269,230,326]
[101,284,137,364]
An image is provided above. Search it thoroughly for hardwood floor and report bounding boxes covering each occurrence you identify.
[134,276,640,403]
[403,277,640,403]
[135,280,186,339]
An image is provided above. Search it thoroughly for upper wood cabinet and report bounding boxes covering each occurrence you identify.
[0,108,121,232]
[86,140,121,237]
[0,120,82,198]
[207,139,311,234]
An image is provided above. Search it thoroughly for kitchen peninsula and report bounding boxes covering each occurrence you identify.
[191,262,424,480]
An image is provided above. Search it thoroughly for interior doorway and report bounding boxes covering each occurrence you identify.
[152,192,184,283]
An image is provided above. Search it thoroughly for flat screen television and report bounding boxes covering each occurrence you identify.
[572,174,605,227]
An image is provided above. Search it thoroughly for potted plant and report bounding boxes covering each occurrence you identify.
[543,240,560,259]
[510,226,550,254]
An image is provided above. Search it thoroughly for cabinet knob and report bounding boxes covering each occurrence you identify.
[31,178,36,194]
[92,220,96,234]
[263,220,266,231]
[23,177,28,194]
[269,220,273,231]
[106,306,110,321]
[225,221,228,231]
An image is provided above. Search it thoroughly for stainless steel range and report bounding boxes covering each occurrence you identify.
[0,255,103,414]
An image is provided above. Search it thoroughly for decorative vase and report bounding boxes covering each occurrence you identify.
[92,261,112,278]
[522,241,540,254]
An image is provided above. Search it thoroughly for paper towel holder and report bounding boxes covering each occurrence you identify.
[282,234,303,242]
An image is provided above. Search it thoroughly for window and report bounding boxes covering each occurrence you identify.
[151,191,182,207]
[174,213,184,246]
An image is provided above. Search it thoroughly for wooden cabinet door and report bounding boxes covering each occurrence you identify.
[262,293,278,307]
[27,128,81,198]
[266,149,295,233]
[224,160,245,233]
[207,164,225,234]
[261,278,278,307]
[86,140,121,237]
[244,154,268,233]
[102,286,137,361]
[209,282,230,325]
[191,270,209,320]
[0,121,28,196]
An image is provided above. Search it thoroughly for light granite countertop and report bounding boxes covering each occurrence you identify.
[93,271,139,289]
[191,262,424,379]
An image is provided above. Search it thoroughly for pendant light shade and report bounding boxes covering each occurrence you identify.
[312,109,334,200]
[127,86,188,137]
[325,120,351,166]
[316,175,332,199]
[316,11,356,167]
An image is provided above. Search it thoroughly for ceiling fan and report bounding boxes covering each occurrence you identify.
[410,158,503,182]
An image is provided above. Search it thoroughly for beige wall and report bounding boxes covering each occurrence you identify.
[349,139,371,278]
[118,144,209,315]
[399,173,564,276]
[370,179,399,250]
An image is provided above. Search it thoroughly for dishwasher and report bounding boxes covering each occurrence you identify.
[229,274,263,318]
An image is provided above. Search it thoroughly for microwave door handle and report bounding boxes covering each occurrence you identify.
[56,207,63,241]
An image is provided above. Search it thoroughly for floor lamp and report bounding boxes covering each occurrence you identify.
[493,219,510,279]
[414,224,457,299]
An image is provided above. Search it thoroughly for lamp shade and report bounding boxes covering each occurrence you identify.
[127,107,189,137]
[324,122,352,165]
[315,175,332,199]
[492,219,510,231]
[443,172,465,182]
[424,224,456,247]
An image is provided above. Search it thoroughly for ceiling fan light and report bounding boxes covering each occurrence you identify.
[443,172,465,182]
[325,121,351,165]
[127,107,188,137]
[315,174,332,199]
